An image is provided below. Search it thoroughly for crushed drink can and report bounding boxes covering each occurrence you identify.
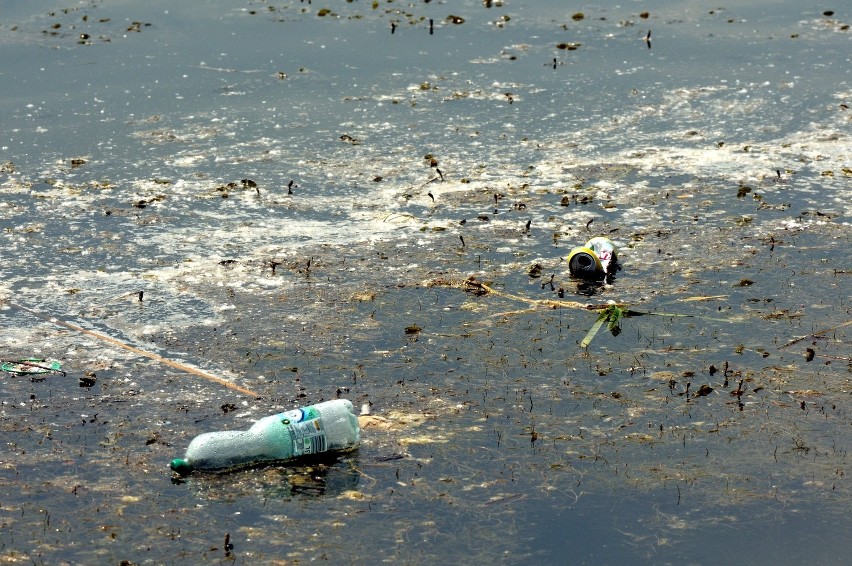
[566,236,618,279]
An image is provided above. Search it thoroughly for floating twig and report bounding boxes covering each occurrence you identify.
[779,319,852,349]
[2,300,260,397]
[456,277,597,310]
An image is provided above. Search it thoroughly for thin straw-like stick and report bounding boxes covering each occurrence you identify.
[779,319,852,349]
[433,277,622,310]
[3,300,260,397]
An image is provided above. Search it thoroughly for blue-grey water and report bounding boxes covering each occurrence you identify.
[1,1,850,564]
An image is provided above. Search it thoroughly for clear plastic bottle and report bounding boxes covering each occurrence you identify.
[170,399,360,475]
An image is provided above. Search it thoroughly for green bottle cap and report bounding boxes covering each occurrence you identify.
[170,458,194,476]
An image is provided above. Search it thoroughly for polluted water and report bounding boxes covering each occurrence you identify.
[0,0,850,564]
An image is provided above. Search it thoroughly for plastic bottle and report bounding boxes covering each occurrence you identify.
[170,399,360,475]
[566,236,618,279]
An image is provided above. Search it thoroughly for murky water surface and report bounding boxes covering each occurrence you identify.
[1,1,850,563]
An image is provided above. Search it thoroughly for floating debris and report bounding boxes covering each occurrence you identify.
[566,237,618,280]
[580,304,623,348]
[1,358,64,376]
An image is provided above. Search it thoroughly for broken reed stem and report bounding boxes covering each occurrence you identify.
[444,279,721,320]
[452,277,624,311]
[779,319,852,349]
[3,300,260,397]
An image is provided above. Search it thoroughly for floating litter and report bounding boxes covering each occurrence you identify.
[1,358,64,376]
[170,399,360,475]
[566,236,618,279]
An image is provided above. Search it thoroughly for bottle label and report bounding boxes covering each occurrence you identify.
[280,407,327,456]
